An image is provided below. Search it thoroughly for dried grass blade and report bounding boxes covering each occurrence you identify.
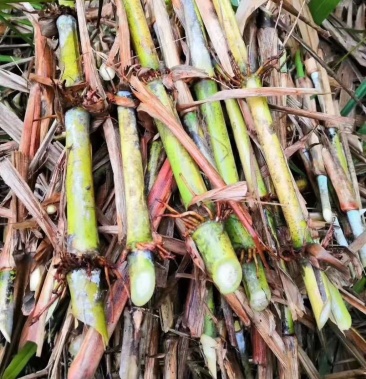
[0,102,23,143]
[190,182,248,205]
[235,0,267,34]
[298,345,321,379]
[178,87,321,110]
[0,68,29,92]
[103,119,126,242]
[0,159,58,250]
[195,0,234,77]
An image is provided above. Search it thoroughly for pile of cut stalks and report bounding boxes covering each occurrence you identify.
[0,0,366,378]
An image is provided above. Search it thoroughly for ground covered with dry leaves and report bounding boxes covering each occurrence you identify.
[0,0,366,378]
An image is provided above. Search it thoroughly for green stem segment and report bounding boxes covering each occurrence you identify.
[123,0,242,295]
[58,13,107,343]
[0,268,16,342]
[225,215,271,311]
[183,0,238,185]
[212,0,351,330]
[192,221,242,294]
[66,108,99,254]
[65,108,107,344]
[224,98,267,196]
[57,15,82,86]
[117,91,155,306]
[200,285,217,379]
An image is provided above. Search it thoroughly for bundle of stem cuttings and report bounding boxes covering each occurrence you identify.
[1,0,366,378]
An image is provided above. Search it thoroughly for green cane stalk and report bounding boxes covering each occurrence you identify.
[183,0,238,186]
[295,50,332,223]
[200,285,217,378]
[212,0,351,331]
[57,13,108,344]
[123,0,242,295]
[152,0,214,167]
[225,215,271,312]
[117,90,155,306]
[304,56,348,174]
[224,98,267,197]
[145,140,165,192]
[0,269,16,342]
[182,0,274,302]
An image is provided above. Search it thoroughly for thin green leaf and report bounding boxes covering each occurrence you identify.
[0,55,21,63]
[341,80,366,117]
[2,342,37,379]
[0,14,33,44]
[308,0,342,25]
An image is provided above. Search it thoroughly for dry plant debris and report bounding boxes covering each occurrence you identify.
[0,0,365,378]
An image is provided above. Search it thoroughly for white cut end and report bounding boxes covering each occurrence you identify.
[317,175,332,223]
[250,291,270,312]
[318,299,331,330]
[346,209,366,265]
[46,204,57,215]
[69,334,84,357]
[200,334,217,379]
[99,63,115,81]
[322,209,333,224]
[30,267,42,292]
[213,260,242,295]
[347,210,364,237]
[333,217,349,247]
[130,269,155,307]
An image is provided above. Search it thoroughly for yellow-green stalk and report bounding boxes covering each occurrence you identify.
[182,0,269,297]
[57,15,82,86]
[304,56,348,174]
[0,269,16,342]
[295,51,332,223]
[117,90,155,306]
[200,285,217,378]
[182,0,238,186]
[224,98,267,197]
[212,0,351,331]
[57,13,108,343]
[225,215,271,312]
[145,140,165,192]
[123,0,242,294]
[152,0,214,167]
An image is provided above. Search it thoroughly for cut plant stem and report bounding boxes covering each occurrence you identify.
[200,285,217,379]
[225,215,271,312]
[192,221,242,294]
[224,95,267,197]
[0,268,16,342]
[322,146,366,266]
[56,15,82,87]
[304,56,348,175]
[123,0,242,294]
[57,12,108,343]
[117,90,155,306]
[182,0,268,284]
[65,108,107,344]
[182,0,238,186]
[212,0,351,330]
[295,50,332,223]
[145,140,165,192]
[152,0,215,167]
